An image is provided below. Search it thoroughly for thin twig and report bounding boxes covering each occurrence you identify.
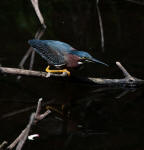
[115,89,130,99]
[35,98,42,118]
[19,48,33,69]
[29,50,35,70]
[8,129,26,149]
[116,62,133,79]
[37,109,51,120]
[125,0,144,5]
[30,0,46,28]
[35,98,51,121]
[96,0,104,52]
[1,106,36,119]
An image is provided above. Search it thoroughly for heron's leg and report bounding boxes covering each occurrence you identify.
[45,66,71,76]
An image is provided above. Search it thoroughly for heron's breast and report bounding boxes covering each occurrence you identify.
[65,54,81,68]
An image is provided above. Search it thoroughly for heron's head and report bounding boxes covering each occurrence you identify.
[69,50,109,67]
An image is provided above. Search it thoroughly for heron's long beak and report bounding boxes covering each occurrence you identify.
[88,57,109,67]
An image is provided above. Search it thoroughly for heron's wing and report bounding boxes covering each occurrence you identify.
[28,40,66,66]
[44,40,76,52]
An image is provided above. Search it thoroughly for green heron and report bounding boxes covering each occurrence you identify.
[28,39,108,76]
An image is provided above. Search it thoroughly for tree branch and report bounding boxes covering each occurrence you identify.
[0,62,144,87]
[7,98,51,150]
[84,62,144,87]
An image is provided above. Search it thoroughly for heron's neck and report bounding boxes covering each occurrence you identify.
[65,54,81,68]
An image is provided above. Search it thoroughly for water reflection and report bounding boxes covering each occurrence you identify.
[1,85,144,150]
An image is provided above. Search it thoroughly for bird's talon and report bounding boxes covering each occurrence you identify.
[45,66,70,76]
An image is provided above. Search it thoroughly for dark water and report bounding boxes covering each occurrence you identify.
[0,0,144,150]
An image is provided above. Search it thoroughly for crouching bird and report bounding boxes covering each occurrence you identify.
[28,39,108,76]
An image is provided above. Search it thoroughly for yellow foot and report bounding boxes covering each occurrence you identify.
[45,66,71,76]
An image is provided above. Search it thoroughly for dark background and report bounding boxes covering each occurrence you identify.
[0,0,144,150]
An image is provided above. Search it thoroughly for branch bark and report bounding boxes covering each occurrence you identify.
[0,62,144,87]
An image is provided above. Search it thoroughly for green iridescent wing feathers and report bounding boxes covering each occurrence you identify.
[28,40,66,66]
